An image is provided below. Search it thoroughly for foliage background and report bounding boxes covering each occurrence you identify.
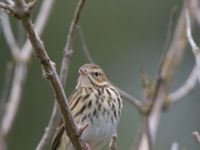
[0,0,200,149]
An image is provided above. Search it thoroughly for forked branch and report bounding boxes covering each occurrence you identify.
[0,0,85,149]
[36,0,87,149]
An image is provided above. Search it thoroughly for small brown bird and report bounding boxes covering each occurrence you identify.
[51,64,123,150]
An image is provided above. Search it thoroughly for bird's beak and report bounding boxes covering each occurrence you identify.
[79,67,87,76]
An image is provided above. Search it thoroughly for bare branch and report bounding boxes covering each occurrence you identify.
[1,63,27,137]
[0,0,55,149]
[77,26,95,63]
[137,2,189,150]
[0,62,14,124]
[77,26,142,110]
[170,66,197,103]
[36,104,61,150]
[192,131,200,145]
[163,6,178,51]
[14,0,25,9]
[60,0,86,86]
[189,0,200,27]
[36,0,87,150]
[20,0,55,60]
[143,117,153,150]
[20,12,85,150]
[26,0,37,11]
[116,88,141,109]
[0,13,20,58]
[185,7,200,82]
[0,2,13,13]
[148,1,188,140]
[6,0,15,6]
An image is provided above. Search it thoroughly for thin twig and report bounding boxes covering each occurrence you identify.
[170,66,197,103]
[163,6,178,51]
[185,7,200,82]
[137,2,189,150]
[26,0,37,11]
[20,11,85,150]
[0,0,56,149]
[77,26,142,110]
[20,0,55,60]
[1,62,27,137]
[0,13,20,58]
[116,88,141,109]
[0,2,13,13]
[36,0,87,150]
[77,26,95,63]
[148,1,188,140]
[36,104,61,150]
[60,0,86,86]
[189,0,200,28]
[0,62,14,125]
[144,117,153,150]
[192,131,200,145]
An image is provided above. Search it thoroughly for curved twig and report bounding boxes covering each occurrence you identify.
[77,27,142,110]
[0,13,20,58]
[170,66,197,103]
[36,0,87,149]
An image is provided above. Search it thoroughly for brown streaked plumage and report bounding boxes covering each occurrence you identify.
[51,64,123,150]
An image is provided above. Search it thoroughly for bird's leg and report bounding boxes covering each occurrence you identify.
[109,132,117,150]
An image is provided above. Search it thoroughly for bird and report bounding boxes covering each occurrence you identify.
[51,64,123,150]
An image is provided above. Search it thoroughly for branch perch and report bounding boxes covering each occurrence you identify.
[0,0,55,149]
[20,7,85,150]
[136,2,189,150]
[36,0,87,149]
[77,27,142,110]
[0,0,85,149]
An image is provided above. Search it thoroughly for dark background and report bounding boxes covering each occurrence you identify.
[0,0,200,149]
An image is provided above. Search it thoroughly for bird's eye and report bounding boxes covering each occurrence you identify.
[93,72,99,77]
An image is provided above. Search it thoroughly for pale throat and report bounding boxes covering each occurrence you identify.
[76,75,93,88]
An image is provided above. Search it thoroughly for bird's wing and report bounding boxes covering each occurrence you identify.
[51,122,65,150]
[51,88,80,150]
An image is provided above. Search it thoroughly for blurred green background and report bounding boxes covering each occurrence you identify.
[0,0,200,149]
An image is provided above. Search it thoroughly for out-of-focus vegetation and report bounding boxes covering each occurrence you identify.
[0,0,199,150]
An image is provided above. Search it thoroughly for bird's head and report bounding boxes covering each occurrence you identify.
[76,64,109,88]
